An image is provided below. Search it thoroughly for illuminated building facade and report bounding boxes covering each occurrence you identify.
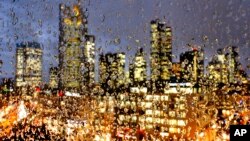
[207,49,229,84]
[116,89,147,135]
[49,67,58,89]
[99,54,108,88]
[116,53,126,90]
[83,35,95,85]
[140,90,191,137]
[129,48,147,87]
[99,53,126,94]
[226,46,241,83]
[207,47,247,85]
[16,42,43,87]
[150,19,172,92]
[58,3,87,89]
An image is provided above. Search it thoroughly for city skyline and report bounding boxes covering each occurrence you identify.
[0,1,250,140]
[0,0,250,81]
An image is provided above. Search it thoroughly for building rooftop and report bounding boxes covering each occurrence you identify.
[85,35,95,42]
[16,42,41,49]
[50,67,59,72]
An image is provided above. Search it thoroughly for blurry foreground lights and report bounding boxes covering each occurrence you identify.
[222,132,229,140]
[199,132,204,137]
[48,100,52,105]
[60,101,65,106]
[211,124,217,129]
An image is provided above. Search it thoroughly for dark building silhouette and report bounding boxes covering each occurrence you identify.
[99,53,126,94]
[180,47,204,84]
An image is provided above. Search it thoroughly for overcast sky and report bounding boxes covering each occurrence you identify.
[0,0,249,81]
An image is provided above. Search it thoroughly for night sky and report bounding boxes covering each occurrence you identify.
[0,0,249,81]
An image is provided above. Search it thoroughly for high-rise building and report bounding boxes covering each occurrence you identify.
[180,47,204,83]
[58,3,87,90]
[150,19,172,92]
[225,46,248,84]
[207,48,229,84]
[15,42,43,87]
[49,67,59,89]
[226,46,240,83]
[116,53,126,90]
[99,53,126,94]
[207,47,247,85]
[129,48,147,87]
[99,54,108,87]
[83,35,95,85]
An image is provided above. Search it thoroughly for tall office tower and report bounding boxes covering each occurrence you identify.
[226,46,240,83]
[207,50,226,84]
[99,54,108,86]
[99,53,126,94]
[180,46,204,83]
[150,19,172,92]
[83,35,95,85]
[130,48,147,87]
[16,42,43,87]
[49,67,59,89]
[116,53,126,90]
[58,3,87,90]
[225,46,248,83]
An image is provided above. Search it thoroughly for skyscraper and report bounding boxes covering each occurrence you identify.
[58,3,87,90]
[207,48,228,84]
[226,46,240,83]
[83,35,95,85]
[150,19,172,92]
[99,53,126,94]
[207,47,248,85]
[179,46,204,83]
[116,53,126,90]
[129,48,147,87]
[15,42,43,87]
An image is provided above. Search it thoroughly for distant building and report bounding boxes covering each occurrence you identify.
[226,46,242,83]
[99,53,126,94]
[15,42,43,87]
[49,67,58,89]
[116,53,126,89]
[207,48,228,84]
[150,19,172,92]
[129,48,147,87]
[83,35,96,85]
[207,47,247,85]
[180,46,204,83]
[58,3,88,90]
[99,54,108,87]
